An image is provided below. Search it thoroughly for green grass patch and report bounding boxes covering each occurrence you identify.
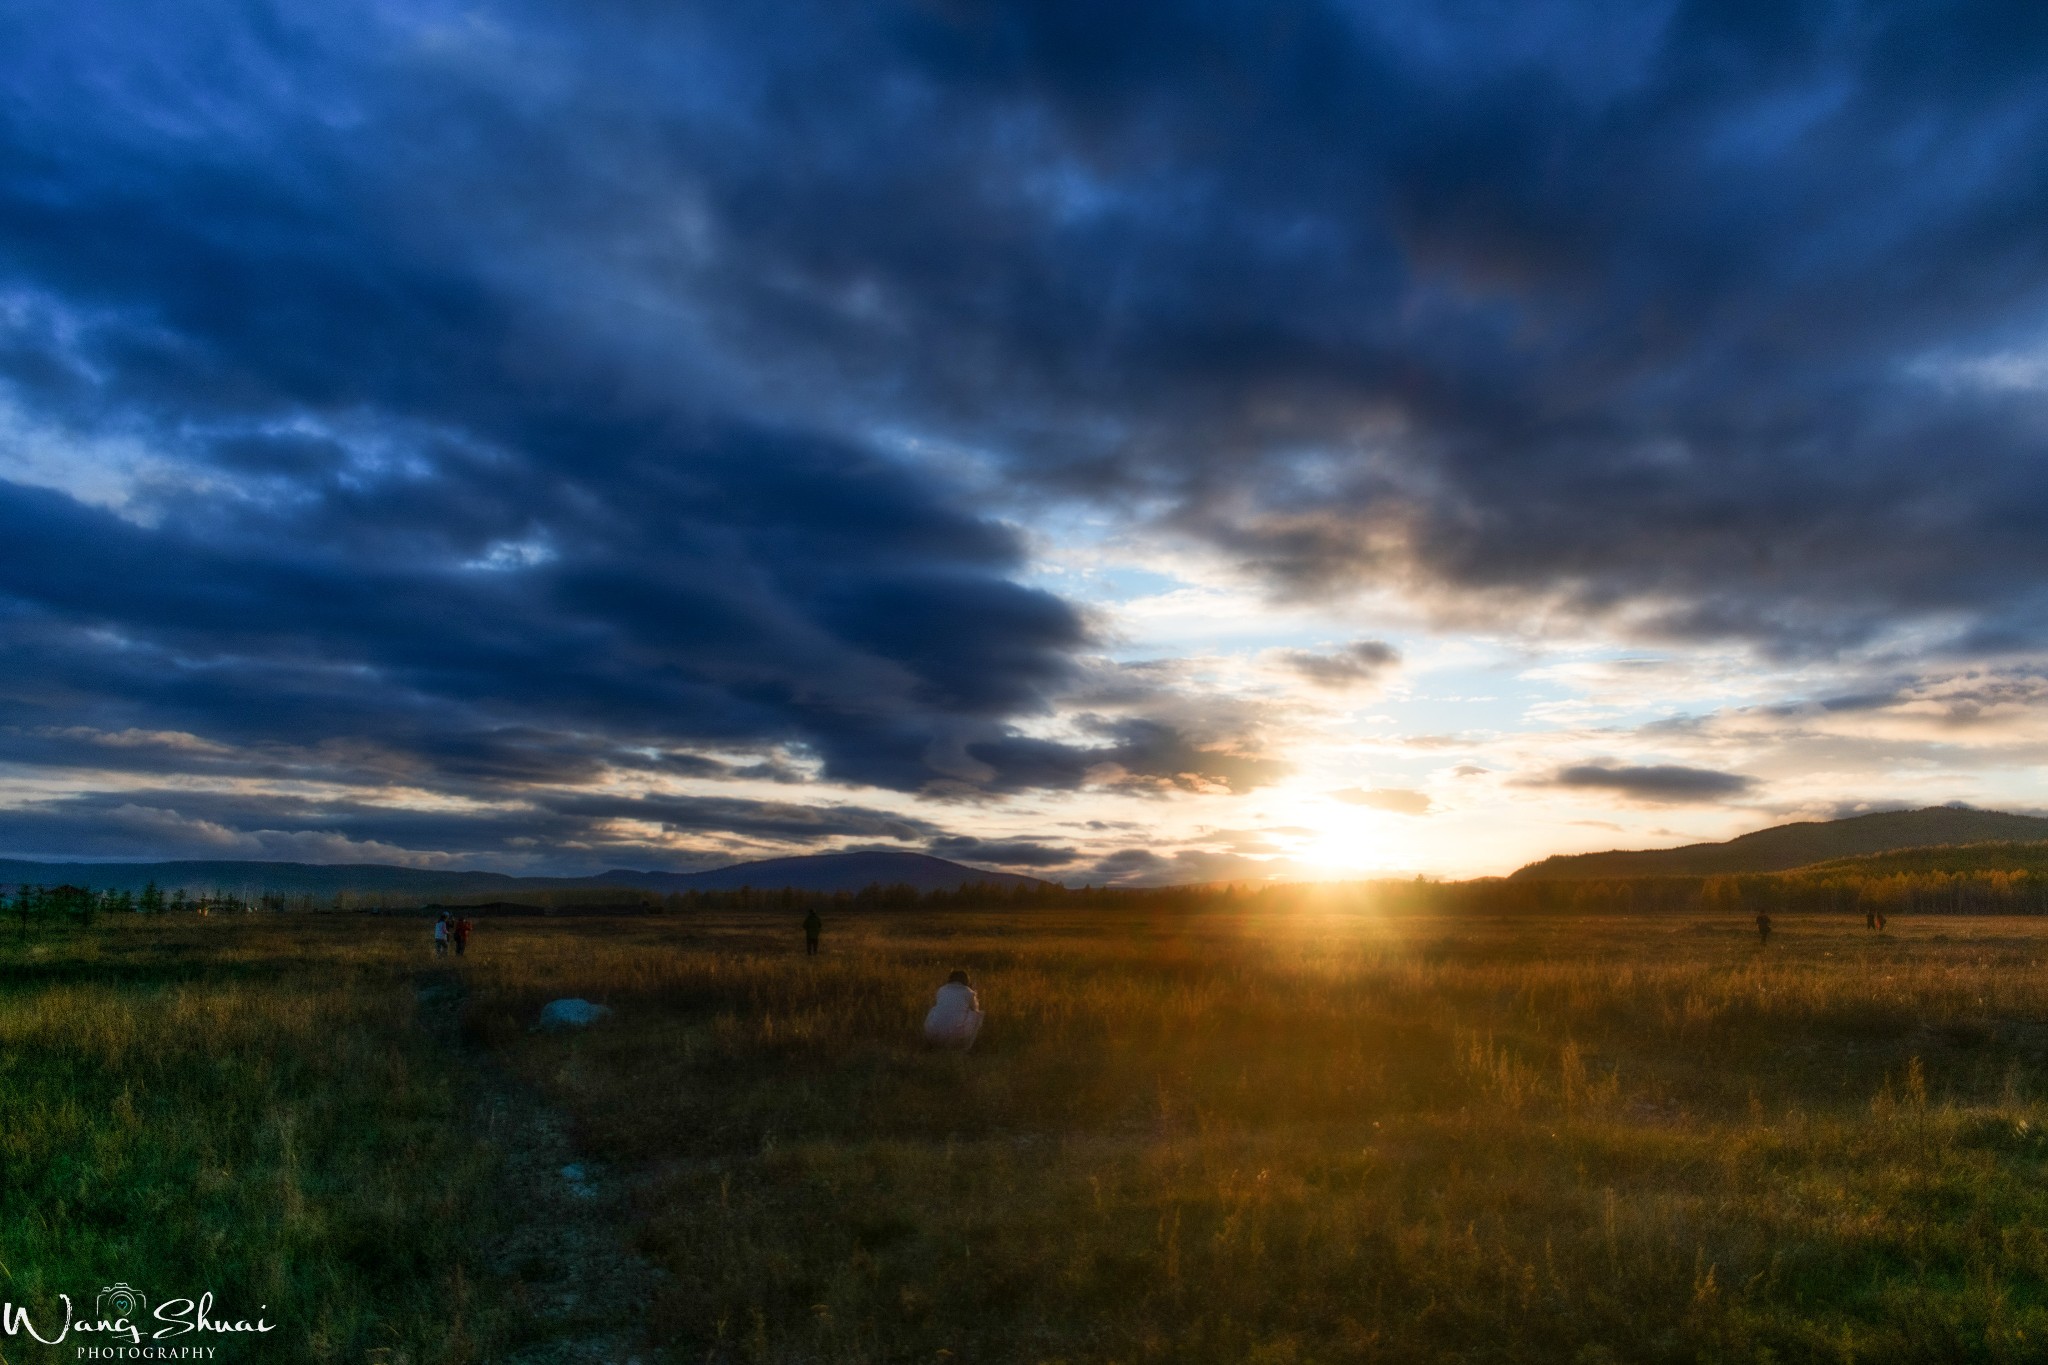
[0,919,518,1363]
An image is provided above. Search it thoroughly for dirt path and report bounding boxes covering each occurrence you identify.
[415,974,668,1365]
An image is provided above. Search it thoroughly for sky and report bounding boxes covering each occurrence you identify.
[4,0,2048,883]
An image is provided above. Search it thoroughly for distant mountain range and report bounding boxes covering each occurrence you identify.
[0,850,1047,898]
[1511,807,2048,880]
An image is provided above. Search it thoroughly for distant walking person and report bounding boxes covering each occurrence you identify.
[433,913,449,957]
[803,907,822,956]
[1875,911,1888,932]
[1865,908,1877,931]
[454,916,472,956]
[1755,910,1772,945]
[923,969,984,1051]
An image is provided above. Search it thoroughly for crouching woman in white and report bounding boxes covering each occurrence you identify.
[923,969,984,1050]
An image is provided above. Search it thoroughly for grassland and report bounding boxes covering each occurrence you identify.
[455,905,2048,1364]
[0,919,539,1363]
[16,906,2048,1363]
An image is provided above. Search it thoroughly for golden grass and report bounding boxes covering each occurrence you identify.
[17,908,2048,1362]
[454,908,2048,1363]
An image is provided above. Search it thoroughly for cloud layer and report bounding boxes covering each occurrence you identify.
[4,0,2048,870]
[1540,764,1757,804]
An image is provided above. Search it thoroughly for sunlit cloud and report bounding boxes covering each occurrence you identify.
[1331,787,1433,816]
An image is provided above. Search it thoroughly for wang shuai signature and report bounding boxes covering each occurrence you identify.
[1,1284,274,1354]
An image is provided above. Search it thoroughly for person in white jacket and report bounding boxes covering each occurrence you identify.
[923,970,984,1050]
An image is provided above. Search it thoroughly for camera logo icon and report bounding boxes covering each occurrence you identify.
[96,1283,147,1318]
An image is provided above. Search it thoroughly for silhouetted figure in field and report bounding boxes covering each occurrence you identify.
[1865,908,1877,931]
[433,912,450,957]
[1875,911,1888,932]
[803,907,822,956]
[1755,910,1772,945]
[924,969,984,1051]
[454,916,472,956]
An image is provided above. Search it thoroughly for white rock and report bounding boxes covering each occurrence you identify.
[536,998,614,1030]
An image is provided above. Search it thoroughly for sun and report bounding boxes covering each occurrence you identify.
[1282,807,1390,877]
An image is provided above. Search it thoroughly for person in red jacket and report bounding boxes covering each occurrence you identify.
[454,916,472,956]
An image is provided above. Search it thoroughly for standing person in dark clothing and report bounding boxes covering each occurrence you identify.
[803,907,822,956]
[1755,910,1772,944]
[454,916,472,956]
[1865,907,1877,931]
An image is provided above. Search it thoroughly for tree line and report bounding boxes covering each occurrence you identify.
[1,881,309,932]
[13,864,2048,923]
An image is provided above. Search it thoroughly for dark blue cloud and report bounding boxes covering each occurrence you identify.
[0,787,945,870]
[571,0,2048,648]
[3,0,2048,861]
